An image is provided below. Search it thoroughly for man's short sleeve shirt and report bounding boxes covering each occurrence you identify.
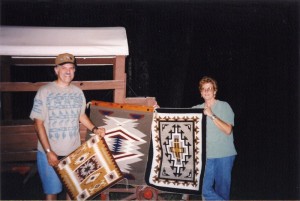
[30,82,86,156]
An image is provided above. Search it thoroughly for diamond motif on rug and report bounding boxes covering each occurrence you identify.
[54,135,123,200]
[88,100,154,185]
[145,108,206,194]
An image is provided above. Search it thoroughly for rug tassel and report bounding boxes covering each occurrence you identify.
[86,101,91,109]
[123,178,129,190]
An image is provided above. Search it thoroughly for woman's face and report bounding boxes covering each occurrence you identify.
[200,82,216,101]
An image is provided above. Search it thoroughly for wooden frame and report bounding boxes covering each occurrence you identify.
[0,55,126,163]
[0,26,171,200]
[0,56,126,102]
[0,26,129,163]
[0,26,156,165]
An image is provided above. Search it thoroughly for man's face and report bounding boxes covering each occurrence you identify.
[54,63,75,85]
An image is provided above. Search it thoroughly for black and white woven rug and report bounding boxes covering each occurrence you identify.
[145,108,206,195]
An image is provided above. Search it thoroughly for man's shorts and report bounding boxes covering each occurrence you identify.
[37,151,62,194]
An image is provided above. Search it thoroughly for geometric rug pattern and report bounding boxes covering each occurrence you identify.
[88,100,154,185]
[54,135,123,200]
[145,108,206,194]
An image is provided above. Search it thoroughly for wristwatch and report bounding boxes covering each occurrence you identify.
[46,148,51,153]
[211,114,217,120]
[92,126,98,133]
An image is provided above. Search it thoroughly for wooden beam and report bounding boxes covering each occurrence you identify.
[0,80,125,92]
[1,56,13,120]
[113,56,126,103]
[11,57,115,66]
[1,152,37,162]
[0,123,88,162]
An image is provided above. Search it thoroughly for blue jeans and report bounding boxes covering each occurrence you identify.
[37,151,62,194]
[202,155,236,200]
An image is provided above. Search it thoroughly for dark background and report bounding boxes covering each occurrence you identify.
[1,0,299,200]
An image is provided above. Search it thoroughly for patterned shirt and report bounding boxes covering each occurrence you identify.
[30,81,86,156]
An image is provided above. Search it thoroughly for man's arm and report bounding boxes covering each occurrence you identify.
[79,114,105,137]
[33,118,59,166]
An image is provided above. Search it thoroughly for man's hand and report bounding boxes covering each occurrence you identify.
[47,151,59,166]
[93,127,106,137]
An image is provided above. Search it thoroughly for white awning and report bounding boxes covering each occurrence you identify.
[0,26,129,57]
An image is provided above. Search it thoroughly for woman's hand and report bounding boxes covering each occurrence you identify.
[153,103,160,109]
[151,100,160,109]
[204,106,213,117]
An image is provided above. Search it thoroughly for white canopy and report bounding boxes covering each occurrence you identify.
[0,26,129,57]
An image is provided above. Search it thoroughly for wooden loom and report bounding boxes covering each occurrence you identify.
[0,26,176,200]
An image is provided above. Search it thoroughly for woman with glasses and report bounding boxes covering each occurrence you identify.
[193,76,237,200]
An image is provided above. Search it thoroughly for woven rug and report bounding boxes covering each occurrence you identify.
[88,100,154,185]
[54,135,123,201]
[145,108,206,195]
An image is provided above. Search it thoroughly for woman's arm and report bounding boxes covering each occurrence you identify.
[204,107,233,135]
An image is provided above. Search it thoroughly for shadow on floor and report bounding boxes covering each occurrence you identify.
[1,171,44,200]
[1,170,203,200]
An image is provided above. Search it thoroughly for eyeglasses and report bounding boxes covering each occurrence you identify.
[199,87,214,92]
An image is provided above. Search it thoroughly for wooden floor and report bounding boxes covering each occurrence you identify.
[1,171,44,200]
[0,169,203,200]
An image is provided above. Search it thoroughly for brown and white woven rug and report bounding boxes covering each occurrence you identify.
[54,135,123,201]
